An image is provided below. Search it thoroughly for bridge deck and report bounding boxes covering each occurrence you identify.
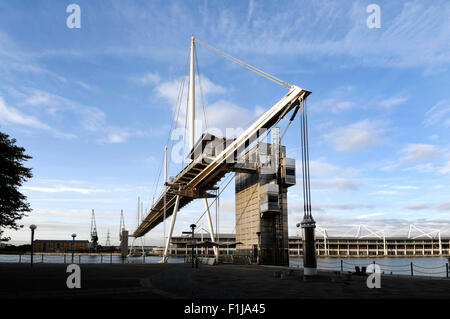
[133,86,310,238]
[133,158,229,237]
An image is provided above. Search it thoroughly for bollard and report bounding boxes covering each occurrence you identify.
[101,255,103,264]
[446,263,449,278]
[110,252,112,264]
[64,254,66,264]
[42,254,44,263]
[19,254,21,263]
[410,262,413,276]
[143,254,145,263]
[79,255,81,264]
[340,260,343,272]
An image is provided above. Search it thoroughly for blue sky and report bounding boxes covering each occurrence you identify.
[1,0,449,245]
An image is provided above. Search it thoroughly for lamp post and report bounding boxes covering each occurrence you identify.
[256,231,261,264]
[71,233,76,263]
[296,224,301,257]
[29,225,36,267]
[190,224,196,268]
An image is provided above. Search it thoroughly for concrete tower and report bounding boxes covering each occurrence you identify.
[235,129,296,266]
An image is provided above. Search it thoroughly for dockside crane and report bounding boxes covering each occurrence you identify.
[90,209,99,252]
[119,209,126,241]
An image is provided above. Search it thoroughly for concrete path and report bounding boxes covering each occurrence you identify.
[0,263,449,299]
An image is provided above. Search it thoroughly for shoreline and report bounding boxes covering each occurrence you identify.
[1,252,448,259]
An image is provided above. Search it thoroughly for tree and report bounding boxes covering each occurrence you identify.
[0,132,32,242]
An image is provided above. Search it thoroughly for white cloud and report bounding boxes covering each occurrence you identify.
[101,131,130,144]
[132,72,160,86]
[204,99,260,134]
[379,96,408,109]
[378,160,400,172]
[155,76,260,137]
[22,186,107,194]
[308,158,358,178]
[403,163,435,173]
[197,76,227,96]
[371,190,398,196]
[326,119,384,152]
[356,212,385,219]
[404,201,450,212]
[439,161,450,174]
[429,134,439,141]
[13,88,131,143]
[309,159,343,177]
[436,202,450,211]
[22,1,450,73]
[155,76,226,105]
[310,178,361,191]
[74,80,97,92]
[0,96,50,130]
[0,30,67,82]
[390,185,419,190]
[399,143,440,163]
[150,1,450,70]
[403,204,429,210]
[424,100,450,127]
[313,98,356,114]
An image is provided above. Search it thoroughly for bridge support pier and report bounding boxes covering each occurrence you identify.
[301,216,317,276]
[204,197,219,263]
[161,195,181,263]
[120,230,128,259]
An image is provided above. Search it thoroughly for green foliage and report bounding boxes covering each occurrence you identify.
[0,132,33,242]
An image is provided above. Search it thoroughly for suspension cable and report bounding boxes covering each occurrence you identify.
[195,38,293,89]
[149,46,190,207]
[194,46,209,130]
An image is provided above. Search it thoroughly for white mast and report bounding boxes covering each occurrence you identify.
[137,196,140,226]
[163,145,167,247]
[188,36,195,152]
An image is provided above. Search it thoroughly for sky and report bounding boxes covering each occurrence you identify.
[1,0,450,245]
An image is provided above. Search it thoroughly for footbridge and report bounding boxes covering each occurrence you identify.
[131,37,315,268]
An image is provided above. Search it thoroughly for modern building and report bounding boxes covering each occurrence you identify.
[171,233,237,256]
[33,239,89,252]
[166,234,450,257]
[289,236,450,257]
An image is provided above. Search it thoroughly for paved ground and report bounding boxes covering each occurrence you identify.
[0,262,449,299]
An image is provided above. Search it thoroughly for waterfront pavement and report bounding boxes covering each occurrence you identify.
[0,262,449,299]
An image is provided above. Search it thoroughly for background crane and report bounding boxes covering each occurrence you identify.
[90,209,99,252]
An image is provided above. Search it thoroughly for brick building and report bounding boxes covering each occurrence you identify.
[33,240,89,252]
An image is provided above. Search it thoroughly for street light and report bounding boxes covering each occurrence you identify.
[190,224,196,268]
[29,224,36,267]
[256,231,261,264]
[296,223,301,261]
[71,233,76,263]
